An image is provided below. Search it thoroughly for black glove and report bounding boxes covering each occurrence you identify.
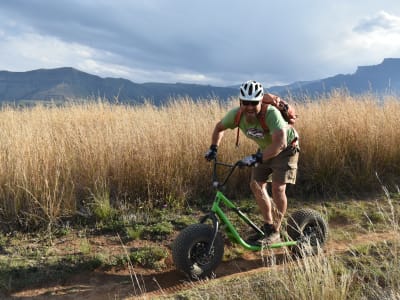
[205,144,218,161]
[253,151,263,164]
[240,151,263,167]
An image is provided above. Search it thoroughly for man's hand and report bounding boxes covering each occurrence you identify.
[240,155,257,166]
[239,151,263,167]
[204,145,218,161]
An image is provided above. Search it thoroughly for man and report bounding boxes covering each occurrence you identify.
[204,80,299,245]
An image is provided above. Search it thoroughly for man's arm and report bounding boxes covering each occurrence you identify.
[205,121,227,161]
[210,121,227,146]
[261,128,287,161]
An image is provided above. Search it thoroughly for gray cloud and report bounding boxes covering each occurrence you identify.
[1,1,400,86]
[354,10,400,33]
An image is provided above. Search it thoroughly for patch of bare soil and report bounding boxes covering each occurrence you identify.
[9,230,398,300]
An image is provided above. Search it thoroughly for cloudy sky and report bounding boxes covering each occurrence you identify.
[1,1,400,87]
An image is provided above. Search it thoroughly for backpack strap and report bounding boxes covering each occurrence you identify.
[235,127,241,147]
[234,106,243,126]
[234,107,244,147]
[258,103,269,132]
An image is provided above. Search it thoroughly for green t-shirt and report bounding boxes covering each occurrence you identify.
[221,106,298,150]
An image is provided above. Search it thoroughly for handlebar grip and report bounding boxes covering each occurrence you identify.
[236,160,247,167]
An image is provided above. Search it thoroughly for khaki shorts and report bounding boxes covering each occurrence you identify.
[251,147,299,184]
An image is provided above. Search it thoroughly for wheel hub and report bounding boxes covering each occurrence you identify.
[190,242,214,266]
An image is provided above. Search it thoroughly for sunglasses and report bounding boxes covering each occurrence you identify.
[241,100,260,106]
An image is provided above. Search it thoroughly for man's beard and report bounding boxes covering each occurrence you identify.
[245,114,257,123]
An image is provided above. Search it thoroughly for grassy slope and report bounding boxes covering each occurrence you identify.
[1,196,399,299]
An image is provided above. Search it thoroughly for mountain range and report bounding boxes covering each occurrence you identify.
[0,58,399,105]
[268,58,400,99]
[0,68,237,105]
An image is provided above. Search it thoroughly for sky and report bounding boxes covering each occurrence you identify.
[1,1,400,87]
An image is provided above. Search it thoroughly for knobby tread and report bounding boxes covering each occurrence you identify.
[287,208,329,256]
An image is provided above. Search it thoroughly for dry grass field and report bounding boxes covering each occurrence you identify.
[0,94,399,228]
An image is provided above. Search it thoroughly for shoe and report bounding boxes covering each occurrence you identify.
[246,231,264,244]
[262,231,281,245]
[246,223,278,245]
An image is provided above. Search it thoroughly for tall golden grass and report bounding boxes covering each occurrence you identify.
[0,93,399,226]
[297,91,400,195]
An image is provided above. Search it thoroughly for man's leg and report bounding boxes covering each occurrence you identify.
[271,181,287,232]
[249,179,281,244]
[250,180,273,225]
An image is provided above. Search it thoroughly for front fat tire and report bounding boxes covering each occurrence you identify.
[172,223,224,279]
[287,208,329,256]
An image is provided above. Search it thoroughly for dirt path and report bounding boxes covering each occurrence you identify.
[10,230,398,300]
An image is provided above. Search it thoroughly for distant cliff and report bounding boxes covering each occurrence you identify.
[268,58,400,98]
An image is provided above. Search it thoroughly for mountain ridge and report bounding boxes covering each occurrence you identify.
[0,67,238,104]
[268,58,400,98]
[0,58,399,104]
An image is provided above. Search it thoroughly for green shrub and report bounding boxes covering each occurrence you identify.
[129,246,168,269]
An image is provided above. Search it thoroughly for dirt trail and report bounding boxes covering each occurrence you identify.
[10,231,398,300]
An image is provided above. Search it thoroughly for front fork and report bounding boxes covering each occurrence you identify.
[199,212,219,255]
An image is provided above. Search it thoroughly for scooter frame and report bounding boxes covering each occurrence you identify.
[199,157,298,252]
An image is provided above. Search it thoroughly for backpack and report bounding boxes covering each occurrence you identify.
[234,93,297,147]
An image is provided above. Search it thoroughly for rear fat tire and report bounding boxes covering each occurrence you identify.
[172,223,224,279]
[287,208,329,256]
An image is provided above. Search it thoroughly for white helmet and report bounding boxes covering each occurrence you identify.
[239,80,264,101]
